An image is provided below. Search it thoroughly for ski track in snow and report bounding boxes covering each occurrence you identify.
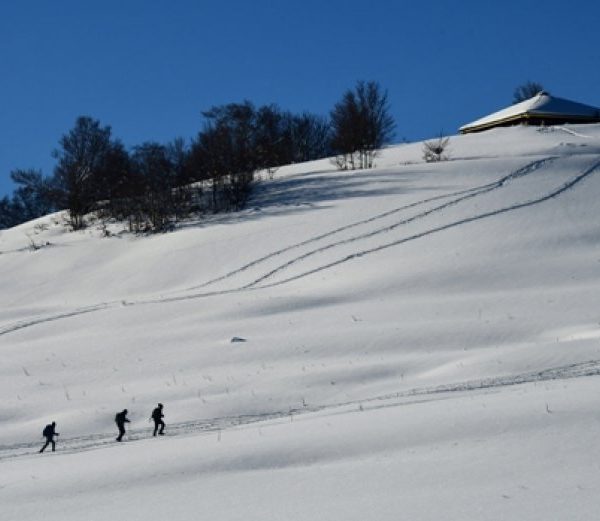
[254,155,600,289]
[163,156,556,294]
[0,304,112,337]
[238,157,555,288]
[1,357,599,462]
[2,154,600,338]
[142,155,559,300]
[145,154,598,295]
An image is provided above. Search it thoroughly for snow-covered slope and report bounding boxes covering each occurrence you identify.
[2,124,600,520]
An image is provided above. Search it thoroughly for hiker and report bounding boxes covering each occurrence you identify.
[115,409,130,442]
[151,403,165,436]
[39,421,59,453]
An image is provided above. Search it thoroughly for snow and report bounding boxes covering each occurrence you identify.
[2,124,600,519]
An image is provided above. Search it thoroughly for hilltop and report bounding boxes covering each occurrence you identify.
[2,124,600,520]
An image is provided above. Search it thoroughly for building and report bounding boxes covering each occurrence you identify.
[459,92,600,134]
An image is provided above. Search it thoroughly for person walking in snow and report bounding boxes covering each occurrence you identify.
[151,403,165,436]
[39,421,59,453]
[115,409,130,442]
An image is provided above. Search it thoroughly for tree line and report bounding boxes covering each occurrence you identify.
[0,80,395,232]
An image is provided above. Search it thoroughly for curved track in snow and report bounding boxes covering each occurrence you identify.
[1,357,599,462]
[166,157,556,293]
[0,155,598,338]
[250,156,600,289]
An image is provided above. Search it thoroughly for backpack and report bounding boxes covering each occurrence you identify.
[43,424,52,437]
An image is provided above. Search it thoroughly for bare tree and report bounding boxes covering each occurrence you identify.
[330,81,395,170]
[0,196,18,229]
[128,142,177,231]
[9,169,56,222]
[423,133,450,162]
[191,102,258,212]
[52,116,115,229]
[290,112,330,162]
[513,81,545,104]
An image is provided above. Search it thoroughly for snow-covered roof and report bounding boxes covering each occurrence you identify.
[460,92,600,133]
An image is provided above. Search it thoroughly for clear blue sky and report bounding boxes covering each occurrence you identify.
[1,0,599,197]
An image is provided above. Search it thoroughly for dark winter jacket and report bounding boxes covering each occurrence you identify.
[151,407,164,421]
[115,411,130,426]
[42,424,57,438]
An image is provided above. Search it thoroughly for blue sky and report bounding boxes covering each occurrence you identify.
[1,0,599,197]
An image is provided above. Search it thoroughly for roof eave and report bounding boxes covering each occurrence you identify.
[460,111,600,134]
